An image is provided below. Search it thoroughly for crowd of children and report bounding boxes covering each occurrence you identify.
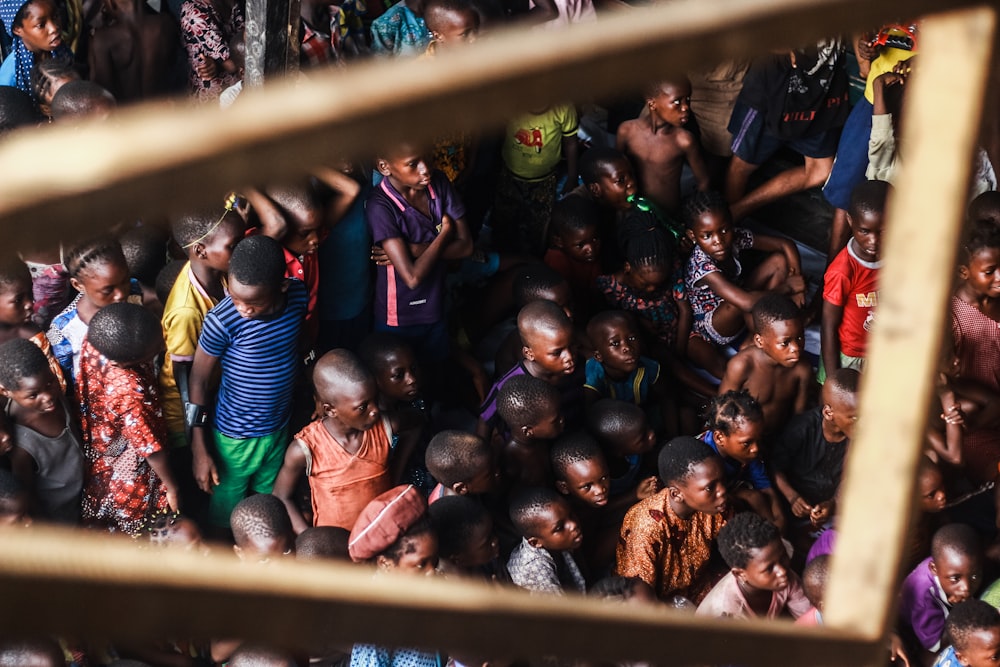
[4,6,1000,667]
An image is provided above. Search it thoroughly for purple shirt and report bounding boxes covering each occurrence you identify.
[898,557,950,652]
[367,170,466,327]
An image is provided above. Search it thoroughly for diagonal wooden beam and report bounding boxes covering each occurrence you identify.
[0,0,992,243]
[823,4,997,641]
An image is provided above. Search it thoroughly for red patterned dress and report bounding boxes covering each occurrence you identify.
[77,341,168,535]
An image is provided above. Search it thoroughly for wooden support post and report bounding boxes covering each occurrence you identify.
[244,0,300,86]
[823,3,997,649]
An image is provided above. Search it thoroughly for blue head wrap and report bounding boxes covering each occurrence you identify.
[0,0,71,96]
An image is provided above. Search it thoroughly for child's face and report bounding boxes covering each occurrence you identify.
[822,390,858,440]
[713,417,762,466]
[686,210,734,263]
[557,457,610,507]
[454,517,499,569]
[736,538,790,592]
[379,148,431,191]
[284,206,326,257]
[3,371,60,416]
[670,457,728,515]
[931,550,983,604]
[592,319,641,376]
[229,277,286,320]
[956,627,1000,667]
[623,261,667,294]
[960,247,1000,300]
[526,501,582,552]
[325,379,382,432]
[590,159,636,211]
[374,347,421,403]
[13,0,62,53]
[198,219,244,273]
[73,259,131,309]
[848,209,884,263]
[385,533,439,576]
[555,224,601,264]
[754,318,804,368]
[917,466,947,513]
[0,278,34,326]
[429,8,478,46]
[524,399,565,440]
[648,81,691,128]
[522,325,576,376]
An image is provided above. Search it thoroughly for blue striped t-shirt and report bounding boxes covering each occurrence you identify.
[198,279,307,438]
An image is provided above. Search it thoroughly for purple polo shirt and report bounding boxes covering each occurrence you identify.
[899,557,950,652]
[367,170,465,327]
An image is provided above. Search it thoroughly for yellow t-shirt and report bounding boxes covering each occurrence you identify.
[501,104,579,181]
[159,263,221,437]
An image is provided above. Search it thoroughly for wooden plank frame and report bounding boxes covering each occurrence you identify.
[0,1,993,665]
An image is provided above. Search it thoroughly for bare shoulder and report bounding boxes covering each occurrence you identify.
[793,359,815,383]
[721,348,755,390]
[672,127,698,149]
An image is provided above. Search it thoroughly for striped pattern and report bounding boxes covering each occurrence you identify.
[198,280,307,438]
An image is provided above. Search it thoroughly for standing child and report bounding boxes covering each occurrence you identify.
[494,102,579,256]
[719,292,813,436]
[821,180,888,381]
[0,338,82,524]
[616,77,710,215]
[271,349,393,533]
[700,390,783,529]
[0,0,72,95]
[683,191,805,379]
[77,303,179,535]
[506,486,586,595]
[188,235,307,530]
[496,374,565,487]
[47,237,142,386]
[368,142,473,369]
[0,256,64,390]
[697,512,810,619]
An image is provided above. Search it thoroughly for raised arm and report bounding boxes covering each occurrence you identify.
[313,166,362,227]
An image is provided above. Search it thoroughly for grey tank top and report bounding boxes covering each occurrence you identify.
[11,401,83,524]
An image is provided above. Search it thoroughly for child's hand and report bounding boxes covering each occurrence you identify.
[893,57,915,77]
[165,487,180,514]
[196,54,217,81]
[941,403,965,426]
[438,214,455,239]
[888,633,910,667]
[636,475,660,500]
[370,245,391,267]
[856,34,877,61]
[874,71,906,90]
[789,495,812,519]
[192,447,220,494]
[809,500,834,527]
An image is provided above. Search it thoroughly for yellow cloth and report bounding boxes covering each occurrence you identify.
[501,104,578,181]
[863,47,915,104]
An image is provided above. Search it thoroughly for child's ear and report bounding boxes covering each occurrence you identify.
[521,424,533,439]
[554,480,569,495]
[586,183,601,199]
[376,554,393,571]
[452,482,469,495]
[322,402,335,418]
[731,566,746,582]
[193,242,208,260]
[821,404,834,421]
[929,559,938,576]
[69,276,84,294]
[958,263,970,281]
[526,536,544,549]
[711,429,725,446]
[232,544,244,560]
[667,483,683,504]
[685,228,696,244]
[622,261,633,275]
[375,159,391,176]
[753,333,763,349]
[592,349,603,362]
[522,345,535,362]
[552,234,565,250]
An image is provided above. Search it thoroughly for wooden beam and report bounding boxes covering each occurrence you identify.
[0,526,879,666]
[0,0,992,243]
[823,5,997,641]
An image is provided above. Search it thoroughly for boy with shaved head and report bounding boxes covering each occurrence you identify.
[272,349,394,533]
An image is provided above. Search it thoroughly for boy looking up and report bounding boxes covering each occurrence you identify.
[933,600,1000,667]
[507,486,586,595]
[188,236,308,531]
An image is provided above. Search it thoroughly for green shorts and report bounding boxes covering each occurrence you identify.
[816,353,865,384]
[207,427,288,528]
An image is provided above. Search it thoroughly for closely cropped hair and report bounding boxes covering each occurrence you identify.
[358,332,414,373]
[497,374,561,430]
[945,599,1000,652]
[295,526,351,561]
[0,338,50,390]
[586,310,635,346]
[230,494,293,549]
[172,208,242,249]
[119,226,168,286]
[618,208,673,268]
[590,575,647,602]
[751,292,801,334]
[228,235,286,288]
[706,389,764,435]
[87,302,162,365]
[931,523,981,562]
[717,512,780,569]
[550,196,600,238]
[579,147,629,186]
[551,431,604,480]
[65,236,128,279]
[681,190,730,230]
[586,399,646,446]
[657,436,715,486]
[425,430,491,487]
[961,218,1000,263]
[509,486,566,536]
[511,264,568,309]
[381,515,436,563]
[848,179,891,221]
[0,254,31,290]
[428,495,491,559]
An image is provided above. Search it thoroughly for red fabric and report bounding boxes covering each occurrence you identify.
[823,244,879,357]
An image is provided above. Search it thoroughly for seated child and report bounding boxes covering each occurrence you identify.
[188,236,308,530]
[770,368,859,536]
[77,303,178,535]
[48,237,142,385]
[428,494,500,579]
[697,512,810,619]
[700,390,782,529]
[573,147,638,270]
[932,600,1000,667]
[493,102,579,256]
[480,299,584,440]
[0,338,82,524]
[544,197,603,321]
[586,399,659,503]
[0,256,64,391]
[821,179,888,381]
[368,142,473,367]
[590,575,657,606]
[506,486,586,595]
[272,349,393,533]
[719,292,812,436]
[900,523,984,658]
[616,77,710,215]
[492,265,574,377]
[616,436,728,604]
[295,526,351,562]
[230,494,295,562]
[425,429,499,502]
[795,553,829,626]
[147,513,206,552]
[496,374,565,487]
[682,191,806,379]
